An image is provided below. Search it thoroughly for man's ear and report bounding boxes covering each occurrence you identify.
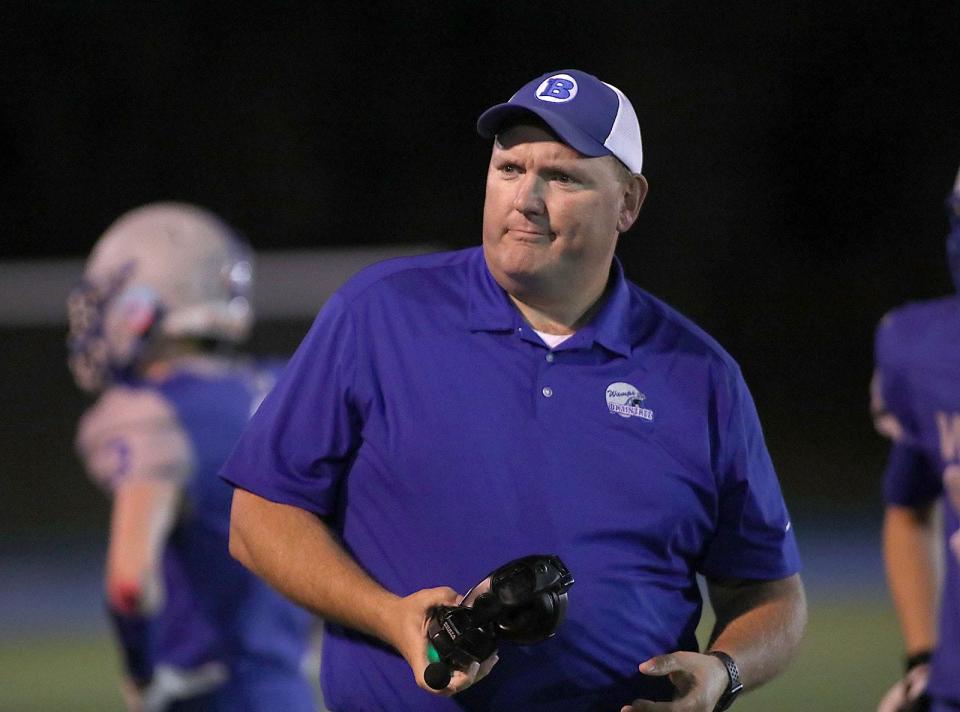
[618,174,648,233]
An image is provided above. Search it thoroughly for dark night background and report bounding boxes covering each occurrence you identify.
[1,1,959,543]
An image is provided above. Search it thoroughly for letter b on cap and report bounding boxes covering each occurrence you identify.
[536,74,578,103]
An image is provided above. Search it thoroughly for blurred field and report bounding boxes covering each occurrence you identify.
[0,597,900,712]
[0,519,902,711]
[0,633,125,712]
[698,597,901,711]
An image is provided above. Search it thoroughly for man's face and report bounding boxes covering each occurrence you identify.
[481,123,645,303]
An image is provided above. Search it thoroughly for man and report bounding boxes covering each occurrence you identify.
[874,168,960,712]
[69,202,316,712]
[223,70,807,711]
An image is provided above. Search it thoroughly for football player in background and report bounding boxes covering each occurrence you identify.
[68,203,316,712]
[874,168,960,712]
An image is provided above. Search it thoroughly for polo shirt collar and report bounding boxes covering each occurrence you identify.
[579,257,633,358]
[467,248,518,332]
[467,248,634,358]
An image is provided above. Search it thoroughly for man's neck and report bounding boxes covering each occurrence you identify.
[508,285,606,335]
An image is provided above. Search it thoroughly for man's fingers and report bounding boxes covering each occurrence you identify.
[638,654,679,676]
[422,652,498,697]
[420,586,460,608]
[445,661,481,694]
[476,653,499,682]
[620,655,680,712]
[621,701,672,712]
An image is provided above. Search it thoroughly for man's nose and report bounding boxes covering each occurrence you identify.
[513,175,545,215]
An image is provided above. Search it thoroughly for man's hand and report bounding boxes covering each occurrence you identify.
[386,586,499,696]
[620,651,728,712]
[877,661,931,712]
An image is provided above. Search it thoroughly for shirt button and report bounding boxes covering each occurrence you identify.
[545,352,555,363]
[542,387,553,398]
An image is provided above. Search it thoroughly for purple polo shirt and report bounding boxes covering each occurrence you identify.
[222,246,800,711]
[873,296,960,704]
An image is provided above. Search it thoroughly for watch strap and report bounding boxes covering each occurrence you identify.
[904,650,932,673]
[708,650,743,712]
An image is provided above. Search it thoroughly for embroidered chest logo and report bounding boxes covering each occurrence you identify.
[605,382,654,421]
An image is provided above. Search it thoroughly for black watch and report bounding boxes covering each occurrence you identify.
[708,650,743,711]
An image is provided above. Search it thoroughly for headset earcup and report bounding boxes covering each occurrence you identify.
[498,593,559,644]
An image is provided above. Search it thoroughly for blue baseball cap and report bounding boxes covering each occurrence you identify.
[477,69,644,174]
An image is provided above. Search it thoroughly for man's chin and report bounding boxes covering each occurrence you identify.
[484,240,554,283]
[490,266,549,297]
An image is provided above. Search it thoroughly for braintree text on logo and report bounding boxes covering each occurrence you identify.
[605,382,654,421]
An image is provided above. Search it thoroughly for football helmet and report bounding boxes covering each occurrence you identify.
[948,166,960,293]
[68,202,253,392]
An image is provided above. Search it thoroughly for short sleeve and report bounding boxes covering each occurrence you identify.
[881,442,942,506]
[76,387,193,492]
[871,312,915,446]
[698,364,801,581]
[220,293,362,516]
[871,313,942,506]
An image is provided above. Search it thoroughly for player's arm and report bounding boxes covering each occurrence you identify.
[870,318,942,711]
[624,573,807,712]
[106,476,183,708]
[883,503,938,657]
[107,477,181,616]
[875,502,938,712]
[228,488,495,695]
[77,388,194,704]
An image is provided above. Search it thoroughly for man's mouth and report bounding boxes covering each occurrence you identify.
[505,226,553,240]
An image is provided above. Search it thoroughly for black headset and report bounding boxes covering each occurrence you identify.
[424,554,574,690]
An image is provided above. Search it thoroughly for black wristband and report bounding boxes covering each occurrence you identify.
[905,650,932,674]
[708,650,743,711]
[106,604,156,686]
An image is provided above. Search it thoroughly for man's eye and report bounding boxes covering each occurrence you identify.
[553,172,574,184]
[500,164,519,174]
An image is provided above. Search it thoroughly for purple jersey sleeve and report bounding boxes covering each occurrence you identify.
[872,311,943,506]
[882,442,942,506]
[699,364,800,580]
[220,294,360,516]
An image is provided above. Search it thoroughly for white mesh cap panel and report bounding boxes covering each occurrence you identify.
[602,82,643,174]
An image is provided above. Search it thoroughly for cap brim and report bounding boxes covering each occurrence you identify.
[476,104,612,159]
